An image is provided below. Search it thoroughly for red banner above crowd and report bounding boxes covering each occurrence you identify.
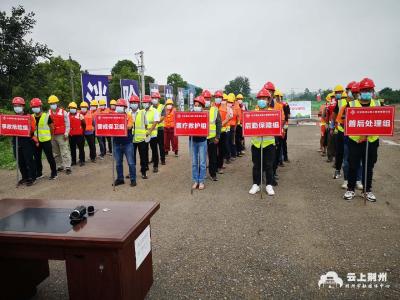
[345,106,395,136]
[0,115,31,137]
[174,112,209,136]
[242,110,282,137]
[95,113,127,137]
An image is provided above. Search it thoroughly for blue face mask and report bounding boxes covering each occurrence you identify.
[335,93,341,100]
[215,98,222,104]
[257,100,267,108]
[360,92,372,100]
[347,91,353,98]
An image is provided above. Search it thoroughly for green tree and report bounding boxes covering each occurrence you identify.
[111,59,138,75]
[167,73,188,96]
[109,63,140,100]
[224,76,251,96]
[144,75,155,95]
[0,6,52,103]
[194,87,203,97]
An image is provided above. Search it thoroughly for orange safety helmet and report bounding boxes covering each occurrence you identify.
[151,91,161,99]
[202,90,212,99]
[351,82,360,93]
[346,81,357,90]
[214,90,223,98]
[359,78,375,90]
[116,98,127,107]
[142,95,152,103]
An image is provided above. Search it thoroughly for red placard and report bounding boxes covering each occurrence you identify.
[242,110,282,137]
[174,112,209,136]
[345,106,395,136]
[0,114,31,137]
[95,113,127,137]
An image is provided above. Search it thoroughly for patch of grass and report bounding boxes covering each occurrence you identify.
[0,137,16,170]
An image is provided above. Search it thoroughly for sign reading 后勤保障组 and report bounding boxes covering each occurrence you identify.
[345,106,395,136]
[242,110,282,137]
[174,112,209,136]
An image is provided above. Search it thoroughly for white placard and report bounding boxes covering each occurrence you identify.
[287,101,312,119]
[134,225,151,269]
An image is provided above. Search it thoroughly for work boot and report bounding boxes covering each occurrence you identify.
[175,151,179,157]
[333,170,341,179]
[18,179,27,185]
[130,180,137,187]
[153,167,158,173]
[161,161,166,165]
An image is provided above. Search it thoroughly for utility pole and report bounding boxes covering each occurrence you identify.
[135,51,145,105]
[69,54,75,100]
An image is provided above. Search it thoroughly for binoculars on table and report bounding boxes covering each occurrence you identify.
[69,205,95,224]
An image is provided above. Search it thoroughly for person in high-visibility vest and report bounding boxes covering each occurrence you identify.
[282,99,290,162]
[48,95,72,174]
[68,102,86,167]
[96,99,109,158]
[335,83,363,190]
[144,95,160,173]
[203,90,222,181]
[343,78,380,202]
[326,92,337,162]
[30,98,58,180]
[151,91,166,165]
[235,93,246,156]
[273,89,286,169]
[191,96,208,190]
[80,101,97,163]
[163,98,179,157]
[12,97,37,186]
[130,95,149,179]
[214,91,231,173]
[226,93,239,160]
[318,94,330,155]
[249,88,276,196]
[113,99,136,187]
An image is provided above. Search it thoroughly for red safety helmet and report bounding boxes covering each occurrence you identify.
[351,82,360,93]
[129,95,140,103]
[194,96,205,107]
[346,81,357,90]
[30,98,42,107]
[116,98,127,107]
[214,90,223,98]
[263,81,276,91]
[151,91,161,99]
[202,89,212,99]
[256,88,271,99]
[12,97,25,106]
[142,95,152,103]
[359,78,375,90]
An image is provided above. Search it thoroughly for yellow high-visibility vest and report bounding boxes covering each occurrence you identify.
[348,99,380,143]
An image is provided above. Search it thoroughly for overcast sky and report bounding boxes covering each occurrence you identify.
[2,0,400,93]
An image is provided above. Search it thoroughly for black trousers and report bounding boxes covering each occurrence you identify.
[97,136,106,156]
[252,144,275,185]
[34,140,57,177]
[327,131,336,160]
[85,134,97,160]
[217,132,227,169]
[69,135,85,164]
[149,138,159,168]
[273,137,283,174]
[157,128,165,163]
[207,140,218,177]
[13,138,36,181]
[282,129,288,160]
[235,125,243,153]
[134,141,148,174]
[348,139,378,192]
[106,136,112,153]
[335,131,345,171]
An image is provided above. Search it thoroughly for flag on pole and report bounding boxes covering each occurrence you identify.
[81,74,109,105]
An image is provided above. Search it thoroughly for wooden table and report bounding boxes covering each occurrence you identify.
[0,198,160,300]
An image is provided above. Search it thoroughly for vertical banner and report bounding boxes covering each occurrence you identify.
[165,85,173,100]
[120,79,139,101]
[81,74,109,105]
[177,88,185,111]
[189,90,194,112]
[149,83,159,95]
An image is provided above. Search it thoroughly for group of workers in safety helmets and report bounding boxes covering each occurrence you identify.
[10,81,291,194]
[318,77,383,202]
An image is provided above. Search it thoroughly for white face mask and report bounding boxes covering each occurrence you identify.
[50,104,57,111]
[166,104,172,110]
[32,107,41,114]
[205,101,211,108]
[115,106,125,113]
[90,106,97,111]
[14,106,23,114]
[143,103,150,109]
[151,99,158,105]
[193,106,202,112]
[130,103,139,110]
[110,105,116,110]
[100,105,106,109]
[238,100,243,104]
[69,108,77,114]
[215,98,222,104]
[81,108,87,113]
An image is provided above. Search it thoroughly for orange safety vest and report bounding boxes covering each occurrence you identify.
[164,108,175,128]
[49,108,66,135]
[69,112,84,136]
[82,111,94,131]
[228,105,238,126]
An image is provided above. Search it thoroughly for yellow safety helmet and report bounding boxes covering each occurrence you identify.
[165,99,174,105]
[341,91,347,99]
[274,89,283,97]
[334,85,344,93]
[236,94,244,100]
[90,100,99,107]
[68,102,78,109]
[80,101,89,108]
[325,93,333,102]
[227,93,236,103]
[48,95,59,104]
[223,93,228,101]
[110,99,117,105]
[98,99,107,106]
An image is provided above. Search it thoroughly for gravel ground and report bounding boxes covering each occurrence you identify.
[0,125,399,299]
